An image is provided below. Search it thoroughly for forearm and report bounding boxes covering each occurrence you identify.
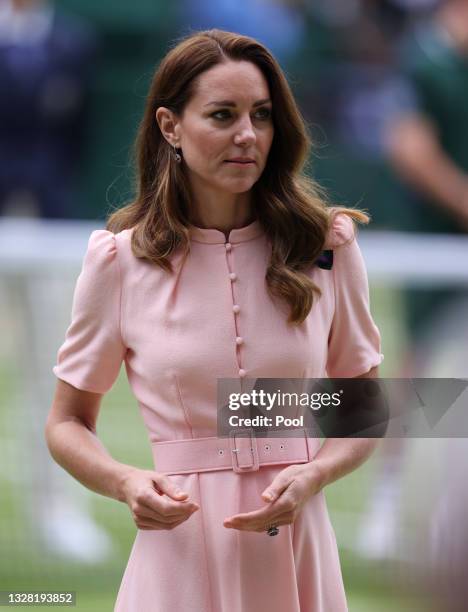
[386,115,468,217]
[310,437,380,489]
[396,146,467,214]
[45,419,134,503]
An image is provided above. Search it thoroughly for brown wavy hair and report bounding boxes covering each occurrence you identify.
[107,29,368,324]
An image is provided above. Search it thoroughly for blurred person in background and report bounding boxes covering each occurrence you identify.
[384,0,468,586]
[384,0,468,359]
[0,0,111,563]
[356,0,468,566]
[0,0,96,218]
[294,0,436,219]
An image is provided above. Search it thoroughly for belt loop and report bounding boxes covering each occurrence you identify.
[304,428,311,462]
[229,428,260,473]
[304,428,319,462]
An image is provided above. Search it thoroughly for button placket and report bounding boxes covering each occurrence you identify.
[225,241,246,379]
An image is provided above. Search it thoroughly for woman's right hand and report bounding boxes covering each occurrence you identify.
[120,468,199,530]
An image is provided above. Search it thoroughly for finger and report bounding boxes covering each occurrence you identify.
[262,510,295,529]
[224,508,280,530]
[138,490,199,519]
[254,515,293,533]
[232,511,295,533]
[224,496,291,526]
[261,471,294,503]
[137,515,188,531]
[224,508,268,525]
[153,473,190,501]
[137,502,197,523]
[156,494,199,516]
[229,517,285,533]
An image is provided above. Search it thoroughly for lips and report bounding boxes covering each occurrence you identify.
[225,158,255,164]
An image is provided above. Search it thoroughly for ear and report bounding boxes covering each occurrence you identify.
[155,107,181,146]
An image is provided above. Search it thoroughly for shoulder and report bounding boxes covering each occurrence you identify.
[324,211,356,250]
[86,228,133,258]
[87,229,116,252]
[83,230,117,274]
[82,229,133,278]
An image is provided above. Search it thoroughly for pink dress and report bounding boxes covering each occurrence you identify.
[53,213,383,612]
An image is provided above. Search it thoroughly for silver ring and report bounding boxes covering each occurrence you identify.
[267,525,279,537]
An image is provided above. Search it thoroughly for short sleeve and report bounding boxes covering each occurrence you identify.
[52,230,126,393]
[325,214,384,378]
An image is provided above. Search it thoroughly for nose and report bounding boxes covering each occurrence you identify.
[233,115,256,147]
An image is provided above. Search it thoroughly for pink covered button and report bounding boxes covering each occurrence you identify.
[232,304,240,314]
[236,336,243,345]
[239,369,246,378]
[225,242,232,251]
[229,272,237,281]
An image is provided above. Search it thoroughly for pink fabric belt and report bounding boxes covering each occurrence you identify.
[151,429,319,475]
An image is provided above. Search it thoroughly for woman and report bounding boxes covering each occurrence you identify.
[46,29,384,611]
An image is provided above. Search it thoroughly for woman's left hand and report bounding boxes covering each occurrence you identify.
[223,462,324,533]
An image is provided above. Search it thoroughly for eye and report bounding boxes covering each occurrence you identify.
[211,109,232,121]
[253,107,272,120]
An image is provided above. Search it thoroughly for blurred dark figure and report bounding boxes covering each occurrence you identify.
[384,0,468,366]
[0,0,97,218]
[291,0,432,224]
[0,0,112,564]
[386,0,468,232]
[354,0,468,580]
[301,0,468,363]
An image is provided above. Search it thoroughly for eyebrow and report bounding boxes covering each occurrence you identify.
[204,98,272,108]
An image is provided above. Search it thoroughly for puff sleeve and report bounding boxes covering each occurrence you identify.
[325,214,384,378]
[52,230,126,394]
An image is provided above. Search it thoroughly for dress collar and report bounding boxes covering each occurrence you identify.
[189,219,263,244]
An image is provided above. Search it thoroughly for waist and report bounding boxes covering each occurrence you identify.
[151,429,319,475]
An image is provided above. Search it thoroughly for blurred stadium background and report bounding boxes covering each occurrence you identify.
[1,0,468,610]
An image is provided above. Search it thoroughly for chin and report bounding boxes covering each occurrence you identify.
[222,178,258,193]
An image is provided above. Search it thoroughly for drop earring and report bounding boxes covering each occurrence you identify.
[172,144,182,163]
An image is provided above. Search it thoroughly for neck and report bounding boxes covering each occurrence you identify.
[188,184,255,238]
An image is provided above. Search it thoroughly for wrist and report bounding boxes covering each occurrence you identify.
[115,464,138,503]
[305,458,330,492]
[449,174,468,215]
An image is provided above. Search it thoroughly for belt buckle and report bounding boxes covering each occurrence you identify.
[229,428,259,473]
